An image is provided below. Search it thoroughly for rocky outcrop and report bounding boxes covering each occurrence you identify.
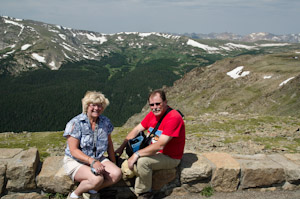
[1,148,300,198]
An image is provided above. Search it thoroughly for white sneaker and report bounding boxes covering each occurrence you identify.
[67,193,84,199]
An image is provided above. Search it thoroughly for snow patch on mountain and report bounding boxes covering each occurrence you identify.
[21,44,32,50]
[187,39,219,53]
[118,32,180,40]
[263,75,272,79]
[49,61,58,70]
[279,77,295,87]
[59,34,67,40]
[227,66,250,79]
[224,43,257,50]
[78,32,107,44]
[3,18,25,37]
[258,43,290,47]
[32,53,46,63]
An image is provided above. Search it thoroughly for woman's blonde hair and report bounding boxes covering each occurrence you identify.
[81,91,109,114]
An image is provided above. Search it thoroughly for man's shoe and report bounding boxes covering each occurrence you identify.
[82,193,90,199]
[137,192,154,199]
[83,192,101,199]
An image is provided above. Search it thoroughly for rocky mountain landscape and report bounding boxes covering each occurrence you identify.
[1,16,300,157]
[2,15,300,132]
[1,15,300,199]
[124,51,300,155]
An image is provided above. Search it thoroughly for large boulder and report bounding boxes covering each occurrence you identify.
[180,152,213,184]
[5,148,40,191]
[1,192,46,199]
[152,168,177,191]
[233,154,285,189]
[179,152,213,193]
[268,154,300,184]
[0,164,6,194]
[203,152,240,192]
[36,156,75,194]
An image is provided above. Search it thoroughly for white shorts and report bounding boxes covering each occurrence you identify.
[63,155,108,181]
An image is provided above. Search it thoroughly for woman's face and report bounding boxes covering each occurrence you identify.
[87,103,102,119]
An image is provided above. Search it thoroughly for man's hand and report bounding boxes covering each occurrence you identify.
[127,153,139,170]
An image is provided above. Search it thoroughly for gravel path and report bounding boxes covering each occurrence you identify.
[163,189,300,199]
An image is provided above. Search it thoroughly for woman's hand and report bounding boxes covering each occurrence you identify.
[93,160,105,174]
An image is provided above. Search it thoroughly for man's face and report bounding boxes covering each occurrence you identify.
[149,94,167,117]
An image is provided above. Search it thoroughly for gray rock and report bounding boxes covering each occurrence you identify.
[1,192,46,199]
[5,148,40,191]
[0,164,6,194]
[36,156,75,194]
[180,151,213,184]
[233,154,285,189]
[152,168,177,191]
[268,154,300,184]
[203,152,240,192]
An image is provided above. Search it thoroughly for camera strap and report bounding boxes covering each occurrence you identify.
[93,123,99,158]
[148,107,172,138]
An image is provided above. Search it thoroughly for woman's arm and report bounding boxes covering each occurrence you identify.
[67,136,94,165]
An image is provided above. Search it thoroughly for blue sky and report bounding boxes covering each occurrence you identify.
[1,0,299,35]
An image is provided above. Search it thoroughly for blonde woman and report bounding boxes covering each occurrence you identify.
[63,91,122,199]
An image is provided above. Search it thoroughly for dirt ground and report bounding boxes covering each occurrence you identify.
[163,189,300,199]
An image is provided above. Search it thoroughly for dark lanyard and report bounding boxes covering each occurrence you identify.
[93,124,99,158]
[149,107,172,137]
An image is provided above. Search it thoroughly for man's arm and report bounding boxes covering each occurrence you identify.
[115,123,146,155]
[127,134,172,170]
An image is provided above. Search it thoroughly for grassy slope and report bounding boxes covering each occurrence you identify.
[1,114,300,161]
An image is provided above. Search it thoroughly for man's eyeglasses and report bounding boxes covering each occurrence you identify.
[149,102,162,107]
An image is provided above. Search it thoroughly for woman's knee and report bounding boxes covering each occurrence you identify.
[89,175,105,187]
[111,167,122,182]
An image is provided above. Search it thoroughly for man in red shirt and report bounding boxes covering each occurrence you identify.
[115,90,185,199]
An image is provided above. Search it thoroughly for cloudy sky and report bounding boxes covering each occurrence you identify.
[1,0,299,35]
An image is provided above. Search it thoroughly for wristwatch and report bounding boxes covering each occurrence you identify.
[135,151,140,158]
[90,159,97,168]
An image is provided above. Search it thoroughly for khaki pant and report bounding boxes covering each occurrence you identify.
[134,153,180,194]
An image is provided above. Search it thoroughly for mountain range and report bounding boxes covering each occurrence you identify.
[179,32,300,43]
[1,16,300,132]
